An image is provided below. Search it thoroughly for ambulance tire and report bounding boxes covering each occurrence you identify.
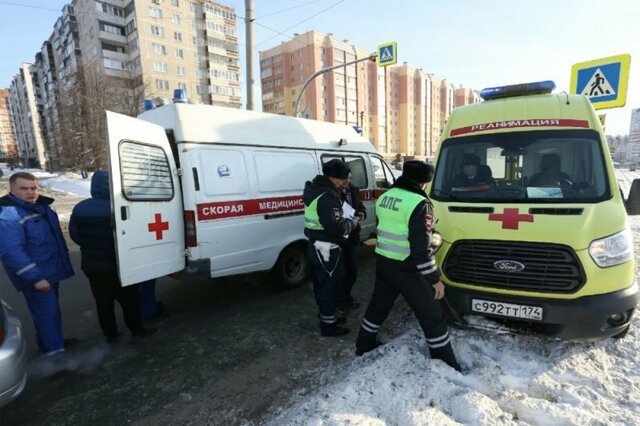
[272,243,309,289]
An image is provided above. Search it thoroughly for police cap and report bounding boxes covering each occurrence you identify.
[402,161,434,184]
[322,159,351,179]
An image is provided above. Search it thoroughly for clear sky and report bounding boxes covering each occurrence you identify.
[1,0,638,135]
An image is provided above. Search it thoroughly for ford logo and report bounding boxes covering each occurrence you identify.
[493,260,525,273]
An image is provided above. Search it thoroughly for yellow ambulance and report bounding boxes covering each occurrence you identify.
[429,81,638,341]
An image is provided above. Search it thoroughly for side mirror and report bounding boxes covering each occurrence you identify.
[626,179,640,215]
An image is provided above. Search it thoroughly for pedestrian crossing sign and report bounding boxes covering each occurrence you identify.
[377,42,397,67]
[570,54,631,110]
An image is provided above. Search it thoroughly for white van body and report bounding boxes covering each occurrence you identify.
[106,104,396,287]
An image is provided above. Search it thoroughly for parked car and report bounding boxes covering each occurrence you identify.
[0,299,27,409]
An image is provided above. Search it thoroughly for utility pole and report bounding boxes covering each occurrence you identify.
[245,0,255,110]
[294,53,377,118]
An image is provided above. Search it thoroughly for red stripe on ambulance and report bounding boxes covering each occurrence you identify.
[450,119,590,136]
[197,195,304,221]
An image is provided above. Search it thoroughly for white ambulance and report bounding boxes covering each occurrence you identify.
[106,101,396,288]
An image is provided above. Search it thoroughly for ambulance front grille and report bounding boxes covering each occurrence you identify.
[443,240,585,293]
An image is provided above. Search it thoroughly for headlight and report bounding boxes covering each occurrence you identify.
[431,231,443,253]
[588,228,634,267]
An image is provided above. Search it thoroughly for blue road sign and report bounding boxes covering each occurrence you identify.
[377,41,397,67]
[575,62,620,103]
[570,54,631,110]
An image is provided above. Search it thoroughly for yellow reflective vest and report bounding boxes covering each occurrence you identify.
[375,187,425,261]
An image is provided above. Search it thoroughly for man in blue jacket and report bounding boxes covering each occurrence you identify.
[0,172,74,356]
[69,171,155,342]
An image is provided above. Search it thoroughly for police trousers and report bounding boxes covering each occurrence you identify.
[307,242,344,331]
[356,259,449,351]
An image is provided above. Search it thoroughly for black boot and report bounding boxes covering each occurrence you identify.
[429,343,462,372]
[355,327,383,356]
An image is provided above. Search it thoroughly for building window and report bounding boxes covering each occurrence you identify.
[178,82,186,90]
[171,0,180,6]
[177,66,185,76]
[125,19,137,35]
[152,43,167,55]
[99,21,125,36]
[156,79,169,90]
[174,31,182,42]
[154,62,168,73]
[150,25,164,37]
[196,69,204,78]
[97,2,124,17]
[103,58,126,70]
[172,14,181,25]
[175,48,184,59]
[149,7,162,18]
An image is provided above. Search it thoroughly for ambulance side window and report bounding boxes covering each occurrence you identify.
[344,156,367,189]
[371,156,394,189]
[119,141,174,201]
[320,155,368,189]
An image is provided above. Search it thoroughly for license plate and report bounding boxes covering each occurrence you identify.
[471,299,543,321]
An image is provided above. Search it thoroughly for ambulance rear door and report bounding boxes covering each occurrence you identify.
[106,111,185,286]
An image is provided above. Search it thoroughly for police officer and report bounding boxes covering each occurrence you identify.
[355,161,462,371]
[303,159,358,337]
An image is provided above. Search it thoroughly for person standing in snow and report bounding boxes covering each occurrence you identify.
[355,161,462,372]
[303,159,359,337]
[0,172,74,356]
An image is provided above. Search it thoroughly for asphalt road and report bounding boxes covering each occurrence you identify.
[0,218,388,425]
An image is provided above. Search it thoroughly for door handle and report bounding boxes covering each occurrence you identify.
[121,206,128,220]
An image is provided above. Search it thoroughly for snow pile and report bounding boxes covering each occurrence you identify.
[268,314,639,425]
[38,171,91,197]
[267,191,640,426]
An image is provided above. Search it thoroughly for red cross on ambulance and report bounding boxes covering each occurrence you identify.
[488,208,534,230]
[148,213,169,240]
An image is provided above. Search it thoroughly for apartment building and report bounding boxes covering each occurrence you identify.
[259,31,372,125]
[259,30,478,160]
[9,63,47,169]
[30,3,83,169]
[0,89,18,160]
[6,0,241,170]
[73,0,240,107]
[454,86,481,107]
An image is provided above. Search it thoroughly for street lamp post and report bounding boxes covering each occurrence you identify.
[294,53,377,118]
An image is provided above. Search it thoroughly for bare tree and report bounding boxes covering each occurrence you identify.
[57,65,147,175]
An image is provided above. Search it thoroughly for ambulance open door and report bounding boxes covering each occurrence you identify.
[106,111,185,286]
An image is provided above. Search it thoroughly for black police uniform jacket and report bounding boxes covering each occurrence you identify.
[377,176,441,284]
[303,175,353,245]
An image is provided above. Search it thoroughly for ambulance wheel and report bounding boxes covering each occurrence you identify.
[272,243,308,289]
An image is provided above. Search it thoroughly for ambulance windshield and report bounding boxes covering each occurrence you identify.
[430,129,610,203]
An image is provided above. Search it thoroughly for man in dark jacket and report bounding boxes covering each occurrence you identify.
[0,172,74,355]
[303,159,359,337]
[355,161,462,371]
[69,171,154,342]
[338,171,367,313]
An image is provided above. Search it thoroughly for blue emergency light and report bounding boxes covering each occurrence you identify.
[479,80,556,101]
[173,89,187,103]
[143,99,155,111]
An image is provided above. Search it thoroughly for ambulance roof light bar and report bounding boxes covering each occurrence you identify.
[480,80,556,101]
[143,99,155,111]
[173,89,187,103]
